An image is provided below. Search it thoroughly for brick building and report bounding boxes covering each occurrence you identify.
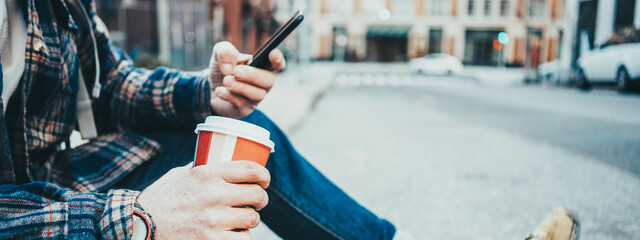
[96,0,277,70]
[288,0,564,67]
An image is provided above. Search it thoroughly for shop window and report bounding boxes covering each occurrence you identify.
[428,29,443,54]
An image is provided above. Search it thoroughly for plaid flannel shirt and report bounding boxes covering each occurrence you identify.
[0,0,213,239]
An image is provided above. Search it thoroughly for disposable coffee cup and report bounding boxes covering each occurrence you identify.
[193,116,275,167]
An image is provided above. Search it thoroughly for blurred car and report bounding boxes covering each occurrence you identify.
[537,60,559,83]
[409,53,463,75]
[576,42,640,91]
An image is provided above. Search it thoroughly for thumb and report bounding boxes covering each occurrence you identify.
[209,41,240,87]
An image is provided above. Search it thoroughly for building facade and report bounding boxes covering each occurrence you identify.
[209,0,278,55]
[157,0,277,69]
[96,0,159,57]
[295,0,564,66]
[97,0,277,70]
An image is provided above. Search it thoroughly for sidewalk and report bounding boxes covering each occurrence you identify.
[257,62,339,134]
[459,66,526,87]
[252,63,527,239]
[250,63,339,239]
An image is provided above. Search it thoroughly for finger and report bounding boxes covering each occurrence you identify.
[218,161,270,188]
[228,184,269,210]
[233,65,275,90]
[180,161,195,169]
[223,229,252,240]
[237,53,252,65]
[213,41,240,75]
[214,87,256,115]
[223,76,268,103]
[167,161,192,175]
[225,208,261,230]
[268,49,286,72]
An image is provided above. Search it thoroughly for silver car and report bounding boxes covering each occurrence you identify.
[409,53,464,76]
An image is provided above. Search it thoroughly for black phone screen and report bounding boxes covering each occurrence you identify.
[249,10,304,69]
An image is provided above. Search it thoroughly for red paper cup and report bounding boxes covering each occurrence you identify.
[193,116,275,167]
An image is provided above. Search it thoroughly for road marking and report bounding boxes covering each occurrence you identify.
[333,72,477,88]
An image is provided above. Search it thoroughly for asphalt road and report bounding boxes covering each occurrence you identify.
[280,73,640,240]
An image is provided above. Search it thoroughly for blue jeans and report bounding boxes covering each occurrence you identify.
[113,110,396,240]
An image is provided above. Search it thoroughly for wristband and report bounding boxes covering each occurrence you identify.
[132,202,155,240]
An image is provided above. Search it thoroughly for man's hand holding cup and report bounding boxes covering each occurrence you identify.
[136,161,270,240]
[135,43,282,239]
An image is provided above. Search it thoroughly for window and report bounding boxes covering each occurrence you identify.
[393,0,414,17]
[468,0,475,15]
[363,0,386,15]
[329,0,353,16]
[500,0,509,16]
[529,0,545,17]
[614,0,636,28]
[430,0,449,16]
[276,0,293,12]
[484,0,492,16]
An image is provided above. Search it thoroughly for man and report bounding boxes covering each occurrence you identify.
[0,1,578,240]
[0,0,396,239]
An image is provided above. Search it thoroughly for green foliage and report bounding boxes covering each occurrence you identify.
[133,52,173,69]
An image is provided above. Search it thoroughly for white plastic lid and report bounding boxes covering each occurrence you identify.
[195,116,275,151]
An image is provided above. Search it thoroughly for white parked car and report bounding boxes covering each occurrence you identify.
[409,53,464,75]
[576,42,640,91]
[537,60,560,83]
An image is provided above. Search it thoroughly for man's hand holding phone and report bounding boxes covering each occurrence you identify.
[209,10,302,119]
[208,41,286,119]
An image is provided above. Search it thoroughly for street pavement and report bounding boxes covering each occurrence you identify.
[253,63,640,240]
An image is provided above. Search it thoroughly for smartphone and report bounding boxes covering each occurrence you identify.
[249,10,304,69]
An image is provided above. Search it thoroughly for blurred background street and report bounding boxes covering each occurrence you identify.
[93,0,640,239]
[251,63,640,240]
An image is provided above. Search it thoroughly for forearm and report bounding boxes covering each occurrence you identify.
[0,182,138,240]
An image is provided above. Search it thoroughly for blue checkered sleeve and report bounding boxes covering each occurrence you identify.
[96,48,214,132]
[0,183,139,240]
